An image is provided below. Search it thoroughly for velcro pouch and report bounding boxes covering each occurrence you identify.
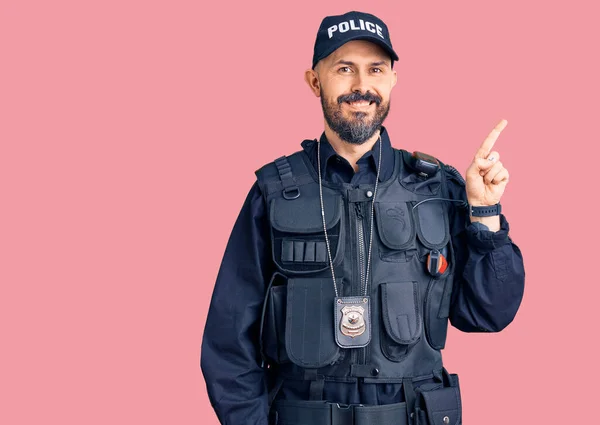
[424,241,456,350]
[379,281,422,362]
[373,201,418,263]
[260,272,290,364]
[381,281,422,344]
[285,277,340,368]
[415,375,462,425]
[413,200,450,250]
[270,188,344,274]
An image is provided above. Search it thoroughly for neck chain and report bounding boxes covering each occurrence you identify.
[317,135,382,297]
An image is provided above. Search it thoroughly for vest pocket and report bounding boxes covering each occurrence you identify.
[379,281,422,362]
[284,277,341,368]
[415,374,462,425]
[261,273,290,364]
[374,201,418,262]
[270,191,344,274]
[413,200,450,250]
[424,276,454,350]
[424,242,455,350]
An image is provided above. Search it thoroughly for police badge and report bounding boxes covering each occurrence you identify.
[341,305,366,337]
[334,296,371,348]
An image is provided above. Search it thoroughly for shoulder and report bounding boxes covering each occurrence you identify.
[254,148,306,182]
[254,144,311,197]
[442,162,465,187]
[396,148,465,186]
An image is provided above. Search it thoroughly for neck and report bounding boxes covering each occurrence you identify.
[323,123,381,172]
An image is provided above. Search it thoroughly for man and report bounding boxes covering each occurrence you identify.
[201,11,525,425]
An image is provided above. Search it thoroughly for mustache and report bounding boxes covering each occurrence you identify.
[337,91,382,106]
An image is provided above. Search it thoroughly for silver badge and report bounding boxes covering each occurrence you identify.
[340,305,366,337]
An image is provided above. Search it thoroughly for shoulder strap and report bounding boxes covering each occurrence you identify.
[436,158,451,200]
[254,151,313,199]
[273,156,300,199]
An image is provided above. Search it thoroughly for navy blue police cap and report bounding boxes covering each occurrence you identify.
[312,11,399,69]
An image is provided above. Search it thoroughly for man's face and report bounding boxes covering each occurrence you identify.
[313,40,397,145]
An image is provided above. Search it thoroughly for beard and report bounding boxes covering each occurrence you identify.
[321,90,390,145]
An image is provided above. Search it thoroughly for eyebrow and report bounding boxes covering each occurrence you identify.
[332,60,390,68]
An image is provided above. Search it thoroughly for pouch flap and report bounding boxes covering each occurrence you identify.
[380,281,422,345]
[270,191,342,233]
[285,277,340,368]
[421,386,462,425]
[414,201,450,249]
[374,202,415,250]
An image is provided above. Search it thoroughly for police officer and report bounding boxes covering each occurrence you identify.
[201,10,525,425]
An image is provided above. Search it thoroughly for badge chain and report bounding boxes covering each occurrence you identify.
[317,135,382,297]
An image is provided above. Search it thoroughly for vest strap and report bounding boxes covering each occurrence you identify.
[309,378,325,401]
[268,375,285,406]
[403,377,416,425]
[274,156,300,199]
[272,399,410,425]
[304,368,325,400]
[257,150,313,197]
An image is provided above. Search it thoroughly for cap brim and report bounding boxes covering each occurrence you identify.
[313,34,399,69]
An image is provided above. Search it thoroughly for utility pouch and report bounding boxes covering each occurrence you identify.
[413,198,454,351]
[379,281,422,362]
[269,188,344,275]
[285,277,341,368]
[374,201,418,263]
[414,373,462,425]
[261,272,290,365]
[413,200,450,251]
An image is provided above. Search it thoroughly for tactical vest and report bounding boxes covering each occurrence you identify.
[256,145,457,386]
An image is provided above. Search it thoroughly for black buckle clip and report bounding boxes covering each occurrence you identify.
[331,403,357,425]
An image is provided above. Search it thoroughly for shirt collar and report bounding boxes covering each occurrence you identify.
[300,126,394,182]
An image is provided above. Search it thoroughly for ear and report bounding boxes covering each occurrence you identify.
[304,69,321,97]
[391,69,398,89]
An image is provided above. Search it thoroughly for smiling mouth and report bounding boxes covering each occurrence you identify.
[345,100,375,108]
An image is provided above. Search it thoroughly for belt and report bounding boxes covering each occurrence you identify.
[272,399,409,425]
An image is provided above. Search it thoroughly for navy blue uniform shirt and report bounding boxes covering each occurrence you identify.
[201,127,525,425]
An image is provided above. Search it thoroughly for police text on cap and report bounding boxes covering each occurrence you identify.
[327,19,385,39]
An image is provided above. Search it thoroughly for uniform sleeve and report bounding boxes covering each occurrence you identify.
[201,181,274,425]
[445,170,526,333]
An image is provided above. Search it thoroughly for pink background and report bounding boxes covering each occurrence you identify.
[1,0,598,423]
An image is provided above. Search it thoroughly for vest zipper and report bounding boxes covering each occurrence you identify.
[355,202,367,365]
[355,202,366,292]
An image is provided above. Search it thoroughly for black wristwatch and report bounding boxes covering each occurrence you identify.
[469,203,502,217]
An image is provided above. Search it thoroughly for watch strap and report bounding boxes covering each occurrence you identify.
[469,203,501,217]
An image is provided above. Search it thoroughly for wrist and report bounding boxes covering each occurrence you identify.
[469,215,501,232]
[468,202,502,217]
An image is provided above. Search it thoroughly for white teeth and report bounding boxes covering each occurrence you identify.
[348,101,370,107]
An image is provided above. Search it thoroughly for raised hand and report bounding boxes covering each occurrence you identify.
[465,119,510,207]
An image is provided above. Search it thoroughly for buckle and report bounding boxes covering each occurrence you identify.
[282,187,300,200]
[331,402,355,425]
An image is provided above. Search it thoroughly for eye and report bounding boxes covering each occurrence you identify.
[339,66,352,73]
[372,67,383,73]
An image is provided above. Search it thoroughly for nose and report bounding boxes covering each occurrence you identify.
[350,70,370,95]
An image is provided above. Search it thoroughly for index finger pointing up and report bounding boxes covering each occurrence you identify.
[475,119,508,159]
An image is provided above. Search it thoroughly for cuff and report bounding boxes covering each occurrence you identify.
[465,213,511,252]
